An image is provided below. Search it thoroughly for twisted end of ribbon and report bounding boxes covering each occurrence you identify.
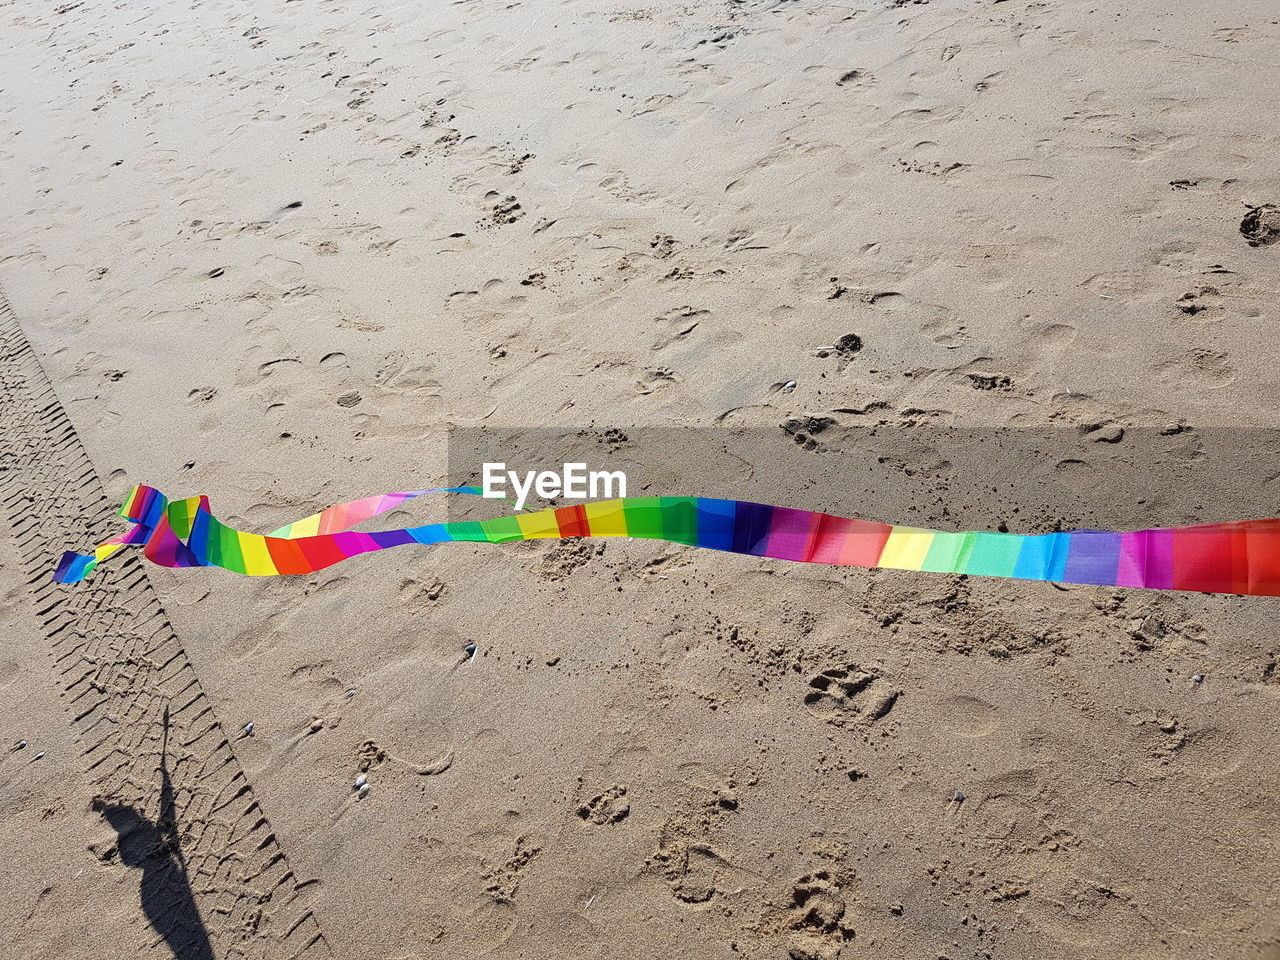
[55,484,480,583]
[56,485,171,583]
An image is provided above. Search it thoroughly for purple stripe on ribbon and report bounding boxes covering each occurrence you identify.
[764,507,818,562]
[1062,530,1122,585]
[370,528,416,548]
[1117,529,1175,589]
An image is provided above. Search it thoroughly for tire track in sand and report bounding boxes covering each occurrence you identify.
[0,286,331,959]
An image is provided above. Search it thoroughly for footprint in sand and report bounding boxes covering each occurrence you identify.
[835,68,873,88]
[1155,349,1236,389]
[921,317,969,349]
[1025,321,1078,351]
[938,695,999,740]
[651,305,709,351]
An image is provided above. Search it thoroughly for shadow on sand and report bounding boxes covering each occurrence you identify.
[94,707,214,960]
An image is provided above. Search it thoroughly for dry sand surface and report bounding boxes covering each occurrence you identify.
[2,0,1279,958]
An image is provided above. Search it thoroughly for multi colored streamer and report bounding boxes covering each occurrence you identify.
[54,485,1280,596]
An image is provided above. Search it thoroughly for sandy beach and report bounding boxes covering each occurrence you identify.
[1,0,1279,957]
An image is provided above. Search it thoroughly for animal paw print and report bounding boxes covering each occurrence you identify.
[1175,285,1222,317]
[650,234,677,258]
[539,541,604,581]
[816,334,862,359]
[482,837,541,903]
[804,665,899,726]
[781,416,835,452]
[1240,204,1280,247]
[783,870,855,960]
[968,373,1012,391]
[485,193,525,227]
[576,786,630,824]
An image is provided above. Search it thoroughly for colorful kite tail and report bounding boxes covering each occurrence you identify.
[53,485,1280,597]
[53,484,478,583]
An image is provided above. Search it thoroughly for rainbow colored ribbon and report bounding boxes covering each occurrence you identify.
[54,485,1280,596]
